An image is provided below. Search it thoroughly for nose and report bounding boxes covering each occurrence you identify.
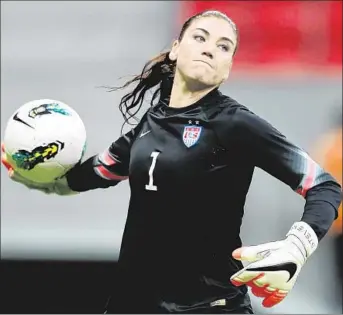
[202,51,213,59]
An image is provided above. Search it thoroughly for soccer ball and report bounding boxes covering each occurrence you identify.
[3,99,87,184]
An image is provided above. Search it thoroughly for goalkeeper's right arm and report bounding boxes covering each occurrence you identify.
[66,130,135,192]
[67,144,129,192]
[1,128,136,195]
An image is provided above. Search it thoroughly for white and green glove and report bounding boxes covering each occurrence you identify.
[1,143,77,196]
[230,221,318,308]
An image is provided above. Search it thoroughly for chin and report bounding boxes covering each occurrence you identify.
[195,74,217,86]
[180,69,216,89]
[187,78,216,91]
[189,70,213,83]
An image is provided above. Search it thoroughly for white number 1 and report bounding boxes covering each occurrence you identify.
[145,151,160,191]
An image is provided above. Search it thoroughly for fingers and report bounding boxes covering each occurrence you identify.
[232,242,283,262]
[1,141,54,194]
[2,156,13,172]
[1,144,13,172]
[231,268,265,287]
[232,247,244,260]
[10,170,27,183]
[10,171,49,193]
[8,168,14,178]
[262,290,287,308]
[231,271,287,308]
[1,143,18,179]
[232,246,264,262]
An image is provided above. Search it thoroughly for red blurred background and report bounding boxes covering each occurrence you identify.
[178,1,342,76]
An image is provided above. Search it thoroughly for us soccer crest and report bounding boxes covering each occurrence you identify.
[182,125,202,148]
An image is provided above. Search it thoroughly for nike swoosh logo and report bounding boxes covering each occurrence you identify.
[139,130,151,138]
[13,112,34,129]
[246,262,297,282]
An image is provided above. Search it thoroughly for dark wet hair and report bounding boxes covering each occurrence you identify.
[108,10,239,132]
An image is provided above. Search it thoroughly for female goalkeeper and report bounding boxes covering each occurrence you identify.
[2,10,341,314]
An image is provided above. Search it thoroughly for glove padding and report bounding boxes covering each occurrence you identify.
[1,143,77,196]
[230,221,318,308]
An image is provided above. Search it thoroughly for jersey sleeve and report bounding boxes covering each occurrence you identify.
[66,128,136,192]
[218,105,342,240]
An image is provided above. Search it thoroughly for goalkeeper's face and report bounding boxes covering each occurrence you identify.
[168,16,237,90]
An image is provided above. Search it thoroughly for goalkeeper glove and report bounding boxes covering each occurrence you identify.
[230,221,318,308]
[1,142,77,196]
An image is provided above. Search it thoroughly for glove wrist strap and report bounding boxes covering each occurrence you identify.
[286,221,318,259]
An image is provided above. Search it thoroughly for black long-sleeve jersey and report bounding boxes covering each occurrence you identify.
[67,88,341,313]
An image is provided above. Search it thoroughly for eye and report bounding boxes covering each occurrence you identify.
[218,44,229,52]
[193,35,205,42]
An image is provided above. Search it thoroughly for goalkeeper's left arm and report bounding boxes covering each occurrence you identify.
[229,108,342,308]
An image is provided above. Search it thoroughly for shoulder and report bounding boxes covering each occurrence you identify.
[209,92,283,143]
[206,92,260,129]
[117,110,150,144]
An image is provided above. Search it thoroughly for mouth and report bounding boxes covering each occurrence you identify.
[193,60,213,68]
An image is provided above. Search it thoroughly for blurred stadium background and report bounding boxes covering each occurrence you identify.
[1,1,341,313]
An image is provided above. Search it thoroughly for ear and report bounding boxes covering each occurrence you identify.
[169,40,180,61]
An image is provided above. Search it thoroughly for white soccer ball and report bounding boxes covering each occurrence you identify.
[3,99,87,184]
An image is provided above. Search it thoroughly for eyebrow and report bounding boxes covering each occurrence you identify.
[195,27,235,46]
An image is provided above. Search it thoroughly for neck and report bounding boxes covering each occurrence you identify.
[168,71,217,108]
